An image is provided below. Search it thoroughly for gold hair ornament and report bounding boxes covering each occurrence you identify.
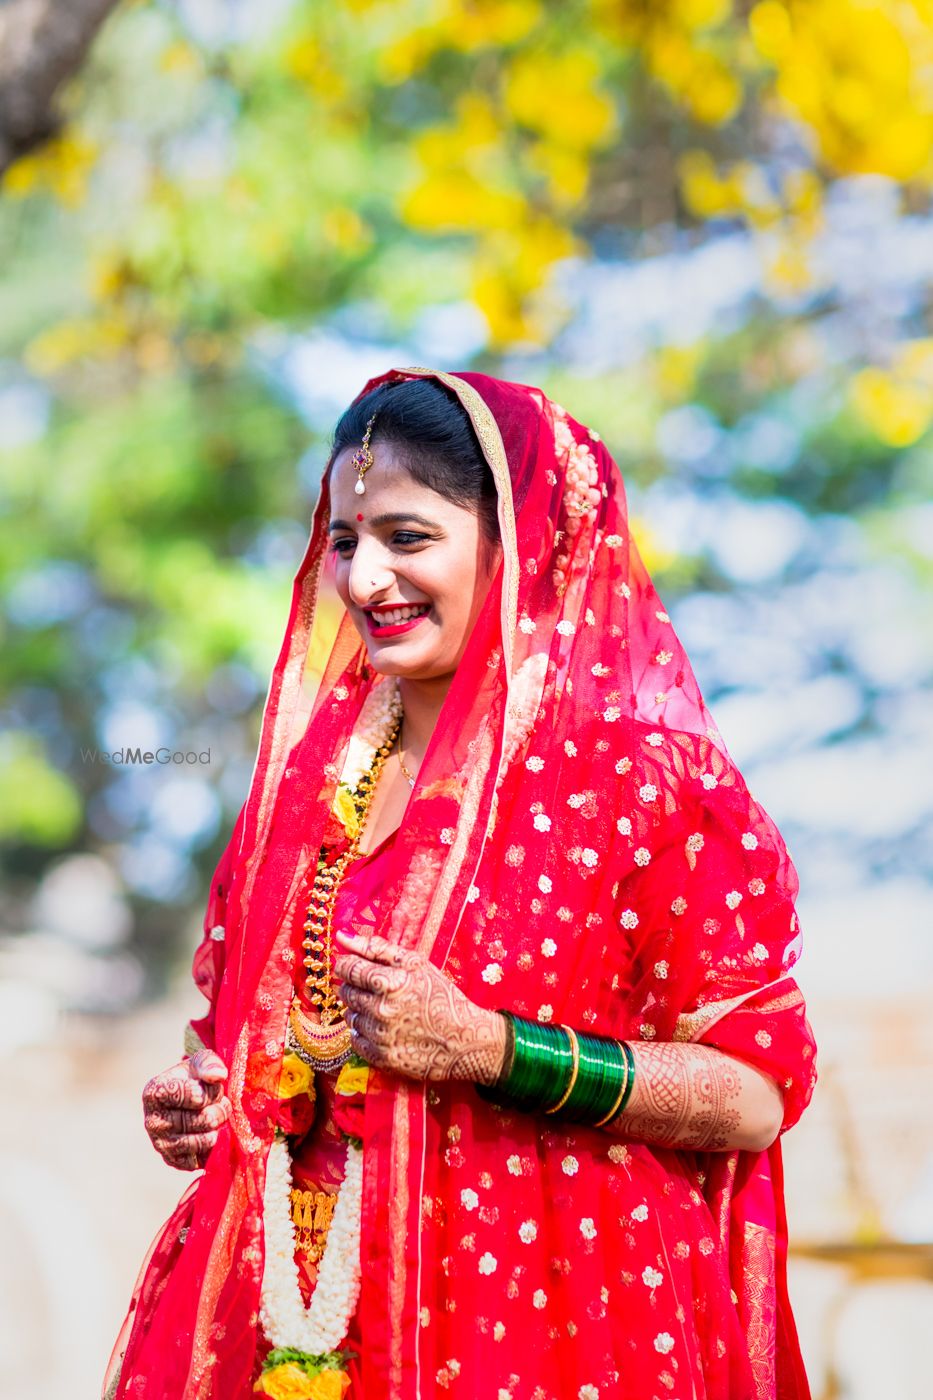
[351,413,378,495]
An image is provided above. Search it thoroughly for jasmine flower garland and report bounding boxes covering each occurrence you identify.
[259,1131,364,1357]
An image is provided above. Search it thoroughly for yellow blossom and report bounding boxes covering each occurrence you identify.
[630,515,677,575]
[335,1061,370,1096]
[753,0,933,180]
[403,172,525,235]
[277,1053,316,1100]
[526,142,590,207]
[472,217,579,347]
[446,0,542,50]
[254,1363,315,1399]
[283,36,348,100]
[307,1371,351,1400]
[655,344,702,401]
[850,367,933,448]
[763,240,816,297]
[254,1363,349,1399]
[648,33,742,125]
[504,50,616,150]
[24,314,131,375]
[2,130,99,206]
[333,786,360,839]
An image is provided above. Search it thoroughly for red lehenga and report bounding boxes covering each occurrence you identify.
[105,369,816,1400]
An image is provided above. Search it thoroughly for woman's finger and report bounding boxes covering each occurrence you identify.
[188,1049,228,1085]
[161,1133,217,1170]
[334,953,405,995]
[347,1009,385,1043]
[339,983,381,1016]
[145,1099,230,1138]
[143,1070,207,1113]
[334,929,413,969]
[348,1024,383,1066]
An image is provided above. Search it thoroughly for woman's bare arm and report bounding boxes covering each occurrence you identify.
[474,1013,782,1152]
[602,1040,783,1152]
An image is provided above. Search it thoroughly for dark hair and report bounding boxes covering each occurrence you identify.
[329,378,500,547]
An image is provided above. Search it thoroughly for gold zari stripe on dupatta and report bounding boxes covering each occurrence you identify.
[741,1222,778,1399]
[674,977,805,1043]
[386,370,518,1398]
[396,369,518,665]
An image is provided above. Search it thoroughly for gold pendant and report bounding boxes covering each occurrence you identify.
[287,998,353,1072]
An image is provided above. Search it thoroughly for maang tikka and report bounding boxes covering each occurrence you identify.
[351,413,378,495]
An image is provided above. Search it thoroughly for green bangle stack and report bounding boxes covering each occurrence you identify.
[476,1011,636,1128]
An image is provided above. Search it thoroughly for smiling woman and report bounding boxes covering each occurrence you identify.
[106,370,816,1400]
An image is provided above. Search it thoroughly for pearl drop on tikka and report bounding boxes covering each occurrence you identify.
[354,479,365,494]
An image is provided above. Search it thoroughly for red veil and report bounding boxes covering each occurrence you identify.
[106,370,816,1400]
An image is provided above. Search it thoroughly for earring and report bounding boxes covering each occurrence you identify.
[351,413,378,496]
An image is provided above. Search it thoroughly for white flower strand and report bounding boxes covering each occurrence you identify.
[342,675,402,790]
[258,677,402,1357]
[260,1135,364,1355]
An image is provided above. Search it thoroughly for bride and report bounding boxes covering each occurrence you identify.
[106,368,816,1400]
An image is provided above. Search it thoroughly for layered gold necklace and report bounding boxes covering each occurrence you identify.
[286,711,402,1073]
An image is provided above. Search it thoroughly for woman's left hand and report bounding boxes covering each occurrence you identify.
[333,929,507,1084]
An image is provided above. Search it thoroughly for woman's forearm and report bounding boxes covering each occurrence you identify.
[476,1011,783,1153]
[601,1041,783,1152]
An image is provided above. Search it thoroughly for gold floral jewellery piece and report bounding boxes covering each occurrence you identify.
[286,709,401,1072]
[351,412,378,495]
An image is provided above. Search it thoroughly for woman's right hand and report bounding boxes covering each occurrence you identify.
[142,1048,231,1171]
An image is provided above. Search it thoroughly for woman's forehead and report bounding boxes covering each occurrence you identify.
[329,447,474,524]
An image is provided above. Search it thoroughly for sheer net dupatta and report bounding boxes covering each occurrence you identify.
[108,368,815,1400]
[351,373,814,1398]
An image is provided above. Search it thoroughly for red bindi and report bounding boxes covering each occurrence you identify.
[356,512,364,522]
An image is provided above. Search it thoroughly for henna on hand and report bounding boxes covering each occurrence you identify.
[334,930,508,1085]
[142,1050,230,1170]
[604,1041,782,1153]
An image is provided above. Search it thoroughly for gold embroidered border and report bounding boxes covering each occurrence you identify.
[382,369,518,1399]
[102,1357,122,1400]
[742,1222,777,1399]
[395,369,518,668]
[673,995,747,1042]
[238,490,330,916]
[388,1082,413,1393]
[674,975,800,1042]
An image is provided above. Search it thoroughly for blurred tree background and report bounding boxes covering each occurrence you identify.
[1,0,932,1024]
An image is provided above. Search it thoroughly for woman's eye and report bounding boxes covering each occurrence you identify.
[393,532,429,547]
[330,538,356,555]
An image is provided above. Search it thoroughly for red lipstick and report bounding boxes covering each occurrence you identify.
[365,606,431,639]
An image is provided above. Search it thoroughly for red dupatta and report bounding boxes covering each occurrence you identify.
[106,369,816,1400]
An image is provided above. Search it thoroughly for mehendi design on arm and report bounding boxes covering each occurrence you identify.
[606,1042,743,1150]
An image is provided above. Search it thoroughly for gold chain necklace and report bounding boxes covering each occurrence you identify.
[286,712,402,1073]
[398,723,418,788]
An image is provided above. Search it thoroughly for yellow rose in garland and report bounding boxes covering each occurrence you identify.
[269,1053,317,1139]
[254,1362,314,1398]
[306,1370,351,1399]
[332,785,360,840]
[278,1052,315,1100]
[334,1059,370,1097]
[321,784,361,855]
[254,1352,353,1399]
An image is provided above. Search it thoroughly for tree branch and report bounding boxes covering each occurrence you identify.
[0,0,121,175]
